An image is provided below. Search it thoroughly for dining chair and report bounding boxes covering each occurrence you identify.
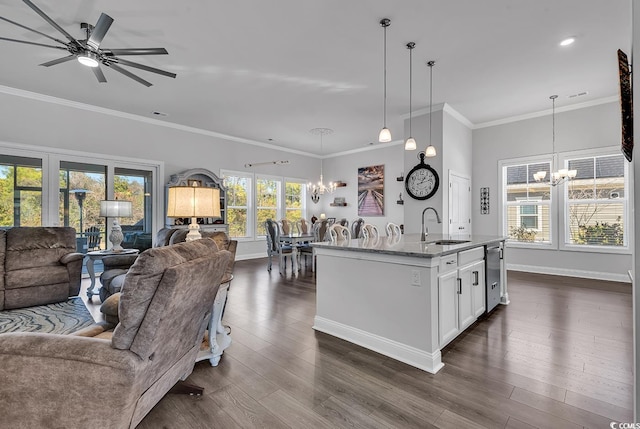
[351,218,365,239]
[265,219,294,275]
[338,218,349,228]
[385,222,402,237]
[329,224,351,243]
[362,223,380,239]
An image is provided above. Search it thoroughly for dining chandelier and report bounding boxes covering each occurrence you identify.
[308,128,336,203]
[533,95,576,186]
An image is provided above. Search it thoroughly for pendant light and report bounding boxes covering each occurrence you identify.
[378,18,392,143]
[424,60,437,157]
[533,95,576,186]
[308,127,336,204]
[404,42,417,150]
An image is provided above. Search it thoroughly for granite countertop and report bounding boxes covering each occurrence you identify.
[311,233,506,258]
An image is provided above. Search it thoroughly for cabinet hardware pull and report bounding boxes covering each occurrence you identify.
[446,260,455,265]
[473,270,479,286]
[457,278,462,294]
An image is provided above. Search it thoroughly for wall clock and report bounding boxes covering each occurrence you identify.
[405,152,439,200]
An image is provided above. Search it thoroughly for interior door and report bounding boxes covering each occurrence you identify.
[449,172,471,238]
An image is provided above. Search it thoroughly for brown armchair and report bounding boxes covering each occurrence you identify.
[0,227,84,310]
[0,239,232,429]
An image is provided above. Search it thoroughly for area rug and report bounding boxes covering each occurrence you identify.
[0,297,95,335]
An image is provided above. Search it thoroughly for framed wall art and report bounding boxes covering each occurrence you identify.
[357,164,384,216]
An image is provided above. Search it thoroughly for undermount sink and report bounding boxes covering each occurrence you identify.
[429,239,471,245]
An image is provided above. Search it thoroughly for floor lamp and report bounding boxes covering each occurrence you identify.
[166,183,220,241]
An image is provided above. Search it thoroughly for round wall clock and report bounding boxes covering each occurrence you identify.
[405,152,439,200]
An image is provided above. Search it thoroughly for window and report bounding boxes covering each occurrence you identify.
[565,153,628,247]
[502,160,552,244]
[256,176,281,236]
[223,172,252,239]
[0,155,43,227]
[284,180,306,226]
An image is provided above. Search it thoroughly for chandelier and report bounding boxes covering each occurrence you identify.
[533,95,576,186]
[308,128,336,203]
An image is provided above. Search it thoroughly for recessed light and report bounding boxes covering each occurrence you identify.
[560,37,575,47]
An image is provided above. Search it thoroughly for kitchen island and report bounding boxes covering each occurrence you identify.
[312,233,507,374]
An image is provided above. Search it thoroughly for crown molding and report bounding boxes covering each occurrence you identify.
[0,84,319,158]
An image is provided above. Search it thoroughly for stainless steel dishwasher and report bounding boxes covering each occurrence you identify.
[485,243,502,313]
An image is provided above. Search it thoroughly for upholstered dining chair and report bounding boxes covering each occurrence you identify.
[338,218,349,227]
[386,222,402,237]
[329,224,351,243]
[362,223,380,239]
[351,218,365,239]
[265,219,294,275]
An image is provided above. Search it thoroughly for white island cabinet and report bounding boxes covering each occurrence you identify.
[312,234,505,374]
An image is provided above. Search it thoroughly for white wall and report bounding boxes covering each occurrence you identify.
[321,143,405,232]
[472,101,632,282]
[0,89,320,259]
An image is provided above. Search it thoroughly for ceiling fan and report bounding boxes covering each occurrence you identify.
[0,0,176,87]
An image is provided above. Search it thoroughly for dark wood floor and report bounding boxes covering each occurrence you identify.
[84,260,633,428]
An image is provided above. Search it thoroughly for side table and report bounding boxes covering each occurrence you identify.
[196,275,233,366]
[85,249,139,300]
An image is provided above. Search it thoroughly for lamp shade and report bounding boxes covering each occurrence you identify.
[167,186,220,218]
[100,200,133,217]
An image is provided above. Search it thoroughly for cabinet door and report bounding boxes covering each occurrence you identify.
[457,263,475,331]
[438,270,460,347]
[470,260,486,318]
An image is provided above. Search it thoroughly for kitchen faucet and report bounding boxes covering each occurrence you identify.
[421,207,442,241]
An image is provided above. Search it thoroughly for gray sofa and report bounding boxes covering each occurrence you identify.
[0,227,84,310]
[0,239,232,428]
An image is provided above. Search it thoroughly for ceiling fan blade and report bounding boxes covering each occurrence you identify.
[105,48,168,56]
[87,13,113,50]
[92,66,107,83]
[116,58,176,78]
[40,55,75,67]
[22,0,78,44]
[0,15,67,46]
[0,36,67,50]
[107,63,152,87]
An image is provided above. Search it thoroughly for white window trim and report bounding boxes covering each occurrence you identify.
[283,176,308,222]
[221,169,254,242]
[558,146,632,255]
[499,155,556,249]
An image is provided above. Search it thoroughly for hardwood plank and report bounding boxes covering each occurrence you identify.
[258,389,335,429]
[510,387,616,428]
[209,384,289,428]
[313,395,393,429]
[434,409,490,429]
[505,416,538,429]
[564,389,634,422]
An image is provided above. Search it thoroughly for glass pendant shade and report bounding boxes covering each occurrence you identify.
[404,137,417,150]
[425,144,437,157]
[379,127,391,142]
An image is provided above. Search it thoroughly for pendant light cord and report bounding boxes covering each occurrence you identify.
[408,43,413,136]
[428,61,435,147]
[383,22,388,127]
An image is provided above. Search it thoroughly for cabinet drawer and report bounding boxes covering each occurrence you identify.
[458,246,484,266]
[439,254,458,272]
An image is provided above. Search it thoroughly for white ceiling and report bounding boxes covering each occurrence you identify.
[0,0,631,156]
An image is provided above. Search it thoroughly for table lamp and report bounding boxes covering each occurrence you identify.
[100,200,133,251]
[166,183,220,241]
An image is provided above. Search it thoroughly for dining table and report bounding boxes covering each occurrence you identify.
[279,232,315,272]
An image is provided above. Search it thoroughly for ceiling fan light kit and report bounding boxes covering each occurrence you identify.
[0,0,176,86]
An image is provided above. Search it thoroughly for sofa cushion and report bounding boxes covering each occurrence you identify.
[5,266,69,289]
[111,239,222,355]
[4,227,76,272]
[154,228,178,247]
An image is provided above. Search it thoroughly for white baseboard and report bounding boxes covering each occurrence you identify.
[313,316,444,374]
[507,263,631,284]
[235,253,266,261]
